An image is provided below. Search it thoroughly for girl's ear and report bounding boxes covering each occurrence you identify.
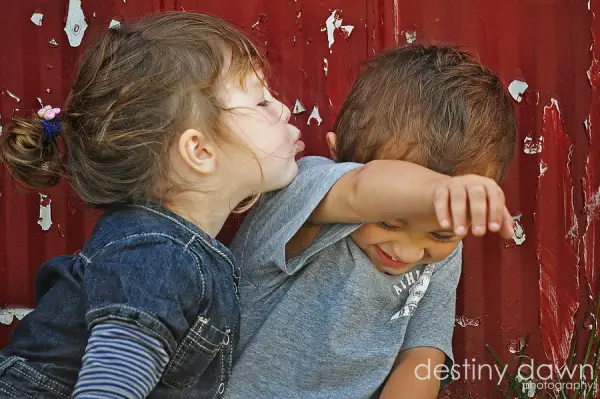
[178,129,218,175]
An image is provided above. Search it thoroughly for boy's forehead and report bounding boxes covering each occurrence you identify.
[396,216,453,233]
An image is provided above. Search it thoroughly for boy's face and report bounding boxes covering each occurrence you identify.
[350,215,463,276]
[326,132,463,276]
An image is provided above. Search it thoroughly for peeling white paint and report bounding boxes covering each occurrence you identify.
[404,31,417,44]
[584,186,600,221]
[539,160,548,177]
[49,38,59,47]
[508,337,526,354]
[455,315,480,328]
[307,106,323,126]
[512,214,526,246]
[0,308,34,325]
[252,18,261,29]
[38,193,53,231]
[340,25,354,38]
[584,117,592,143]
[292,99,306,114]
[322,10,353,53]
[93,12,97,18]
[4,90,21,103]
[323,58,329,77]
[109,19,121,30]
[37,97,44,108]
[64,0,88,47]
[323,10,342,49]
[523,136,543,154]
[508,80,528,102]
[31,13,44,26]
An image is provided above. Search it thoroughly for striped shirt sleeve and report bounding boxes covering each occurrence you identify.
[73,321,170,399]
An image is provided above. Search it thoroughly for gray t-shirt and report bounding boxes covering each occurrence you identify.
[227,156,461,399]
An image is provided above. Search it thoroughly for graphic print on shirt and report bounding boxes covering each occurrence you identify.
[390,264,435,320]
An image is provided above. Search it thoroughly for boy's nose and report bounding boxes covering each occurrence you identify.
[393,246,424,264]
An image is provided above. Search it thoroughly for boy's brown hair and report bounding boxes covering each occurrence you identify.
[0,12,265,208]
[334,45,517,183]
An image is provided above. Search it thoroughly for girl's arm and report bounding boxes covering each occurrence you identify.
[73,321,168,398]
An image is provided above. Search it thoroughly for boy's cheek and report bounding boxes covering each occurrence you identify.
[428,242,461,263]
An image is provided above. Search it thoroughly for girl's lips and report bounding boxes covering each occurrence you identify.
[375,246,409,268]
[296,140,305,152]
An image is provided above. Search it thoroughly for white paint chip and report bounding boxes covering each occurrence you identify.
[5,90,21,103]
[38,193,53,231]
[322,10,354,52]
[323,58,329,77]
[37,97,44,108]
[109,19,121,30]
[31,13,44,26]
[523,136,543,154]
[292,99,306,114]
[0,308,34,325]
[64,0,88,47]
[307,106,323,126]
[340,25,354,38]
[508,80,528,102]
[404,31,417,44]
[512,214,526,246]
[539,160,548,177]
[49,38,59,47]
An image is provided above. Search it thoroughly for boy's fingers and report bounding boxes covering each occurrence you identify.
[434,187,451,228]
[500,208,515,240]
[467,185,488,236]
[485,185,505,232]
[450,186,468,236]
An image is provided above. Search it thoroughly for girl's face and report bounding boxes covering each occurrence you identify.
[219,72,304,195]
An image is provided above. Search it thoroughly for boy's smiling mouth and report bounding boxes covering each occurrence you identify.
[375,246,410,268]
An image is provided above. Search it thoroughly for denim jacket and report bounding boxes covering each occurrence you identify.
[0,203,240,398]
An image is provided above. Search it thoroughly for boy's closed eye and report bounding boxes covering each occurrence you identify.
[376,221,459,243]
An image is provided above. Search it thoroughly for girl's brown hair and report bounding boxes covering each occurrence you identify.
[334,45,517,183]
[0,12,265,208]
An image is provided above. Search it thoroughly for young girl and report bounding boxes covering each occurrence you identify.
[0,12,302,398]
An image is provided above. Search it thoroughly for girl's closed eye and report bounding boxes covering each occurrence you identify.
[258,100,271,107]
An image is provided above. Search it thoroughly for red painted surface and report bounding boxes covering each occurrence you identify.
[536,99,579,371]
[0,1,598,397]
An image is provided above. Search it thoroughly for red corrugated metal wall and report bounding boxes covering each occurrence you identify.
[1,1,599,397]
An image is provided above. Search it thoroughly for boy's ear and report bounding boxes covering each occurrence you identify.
[178,128,218,175]
[326,132,338,161]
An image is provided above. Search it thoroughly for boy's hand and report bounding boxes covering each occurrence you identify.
[432,175,514,239]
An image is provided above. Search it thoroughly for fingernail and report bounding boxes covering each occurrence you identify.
[490,222,500,231]
[473,226,485,235]
[440,219,450,228]
[455,226,466,235]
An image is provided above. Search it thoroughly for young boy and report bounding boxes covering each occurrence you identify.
[225,45,516,398]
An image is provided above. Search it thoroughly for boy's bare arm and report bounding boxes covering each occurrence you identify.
[380,347,445,399]
[308,160,443,224]
[308,160,514,239]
